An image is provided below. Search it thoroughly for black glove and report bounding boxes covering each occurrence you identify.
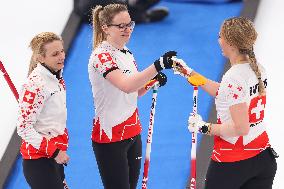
[153,72,167,87]
[154,51,177,72]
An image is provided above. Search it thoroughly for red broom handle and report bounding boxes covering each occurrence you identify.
[0,60,19,101]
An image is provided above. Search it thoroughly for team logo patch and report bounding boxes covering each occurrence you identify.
[95,52,118,74]
[23,90,36,104]
[249,95,266,122]
[98,53,112,64]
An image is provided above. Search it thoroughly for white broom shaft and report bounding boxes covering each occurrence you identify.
[142,83,159,189]
[190,86,198,189]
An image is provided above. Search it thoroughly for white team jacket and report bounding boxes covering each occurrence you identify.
[16,63,68,159]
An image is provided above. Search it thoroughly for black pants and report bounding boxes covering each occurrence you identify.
[92,134,142,189]
[205,148,277,189]
[23,158,65,189]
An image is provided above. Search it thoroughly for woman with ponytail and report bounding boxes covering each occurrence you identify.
[16,32,69,189]
[88,3,176,189]
[176,17,277,189]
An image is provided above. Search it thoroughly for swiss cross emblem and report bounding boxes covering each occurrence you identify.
[23,90,36,104]
[98,53,112,64]
[249,95,266,122]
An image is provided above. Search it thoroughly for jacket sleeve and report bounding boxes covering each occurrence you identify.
[16,78,58,157]
[92,51,119,78]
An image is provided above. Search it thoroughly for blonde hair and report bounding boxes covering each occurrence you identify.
[221,17,265,95]
[92,3,128,48]
[28,32,62,76]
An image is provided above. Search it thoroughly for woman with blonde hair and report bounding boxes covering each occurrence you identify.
[177,17,277,189]
[88,3,175,189]
[16,32,69,189]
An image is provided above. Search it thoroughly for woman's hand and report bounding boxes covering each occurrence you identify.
[154,51,177,72]
[54,150,69,165]
[188,113,211,135]
[171,57,193,77]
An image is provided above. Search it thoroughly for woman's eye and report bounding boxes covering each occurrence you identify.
[53,52,59,56]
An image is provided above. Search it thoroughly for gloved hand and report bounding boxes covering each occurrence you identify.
[144,72,167,90]
[188,113,211,135]
[171,57,193,77]
[187,74,207,86]
[153,72,167,87]
[154,51,177,72]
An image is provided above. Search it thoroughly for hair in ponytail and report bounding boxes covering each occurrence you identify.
[92,3,128,49]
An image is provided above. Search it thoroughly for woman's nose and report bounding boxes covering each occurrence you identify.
[60,52,66,60]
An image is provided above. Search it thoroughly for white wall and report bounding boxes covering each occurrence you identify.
[254,0,284,188]
[0,0,73,160]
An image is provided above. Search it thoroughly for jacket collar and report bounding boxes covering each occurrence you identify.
[37,63,62,80]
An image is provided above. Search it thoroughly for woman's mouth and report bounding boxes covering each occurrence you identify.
[121,34,130,37]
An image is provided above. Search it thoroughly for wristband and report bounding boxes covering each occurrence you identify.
[154,60,163,72]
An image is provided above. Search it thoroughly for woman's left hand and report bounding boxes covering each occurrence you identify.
[188,113,211,135]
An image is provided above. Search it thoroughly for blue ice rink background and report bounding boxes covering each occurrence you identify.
[5,1,242,188]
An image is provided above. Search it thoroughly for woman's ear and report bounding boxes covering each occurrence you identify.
[231,45,239,53]
[102,25,109,35]
[36,54,44,64]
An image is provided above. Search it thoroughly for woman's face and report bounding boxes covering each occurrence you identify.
[39,40,65,72]
[218,31,232,58]
[105,11,134,47]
